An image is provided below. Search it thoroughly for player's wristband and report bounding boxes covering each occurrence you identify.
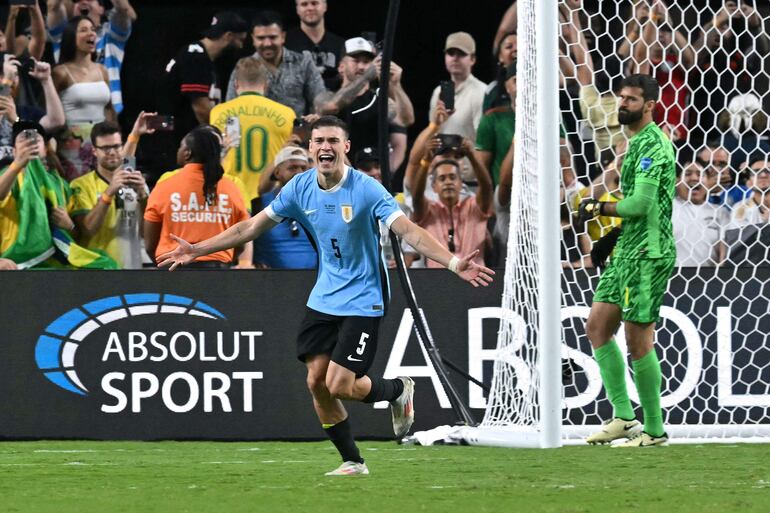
[127,133,140,144]
[100,193,113,205]
[448,256,460,274]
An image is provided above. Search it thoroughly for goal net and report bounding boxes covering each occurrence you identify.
[459,0,770,446]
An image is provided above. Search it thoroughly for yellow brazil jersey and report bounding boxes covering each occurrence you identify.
[210,92,295,201]
[157,169,251,213]
[69,171,121,264]
[0,173,23,255]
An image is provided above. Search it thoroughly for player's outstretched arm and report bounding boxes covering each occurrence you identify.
[157,211,278,271]
[390,216,495,287]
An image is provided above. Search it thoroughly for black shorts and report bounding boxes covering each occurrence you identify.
[296,307,381,378]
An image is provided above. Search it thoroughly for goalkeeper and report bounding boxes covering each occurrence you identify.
[577,74,676,447]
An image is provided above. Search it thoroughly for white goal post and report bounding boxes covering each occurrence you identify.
[456,0,770,446]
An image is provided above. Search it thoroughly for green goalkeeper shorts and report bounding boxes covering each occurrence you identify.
[593,257,675,324]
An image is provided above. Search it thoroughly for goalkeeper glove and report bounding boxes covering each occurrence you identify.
[590,226,622,269]
[577,198,604,223]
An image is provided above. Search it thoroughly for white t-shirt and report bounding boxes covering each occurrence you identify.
[429,74,487,142]
[672,197,728,266]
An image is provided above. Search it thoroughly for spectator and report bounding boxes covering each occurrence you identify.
[226,11,325,120]
[158,11,248,175]
[143,126,251,268]
[616,0,650,62]
[47,0,137,114]
[475,61,516,185]
[493,2,517,55]
[483,31,516,111]
[52,15,115,181]
[411,139,493,267]
[692,0,769,143]
[353,146,419,268]
[694,144,743,206]
[211,57,295,204]
[69,120,149,269]
[0,122,83,269]
[723,155,770,264]
[428,31,486,141]
[672,161,727,266]
[728,155,770,228]
[5,3,45,60]
[153,124,252,225]
[403,101,472,207]
[315,38,412,174]
[718,93,770,173]
[563,4,624,165]
[428,32,487,183]
[285,0,344,90]
[0,28,6,53]
[252,145,316,269]
[631,1,695,145]
[0,57,66,167]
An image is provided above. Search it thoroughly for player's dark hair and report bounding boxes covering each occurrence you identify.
[252,10,284,31]
[619,74,659,103]
[59,16,96,64]
[90,121,122,146]
[184,127,224,206]
[310,116,350,139]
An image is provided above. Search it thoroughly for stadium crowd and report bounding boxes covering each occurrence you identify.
[1,0,770,270]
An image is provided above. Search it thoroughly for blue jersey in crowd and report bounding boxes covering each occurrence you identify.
[266,167,404,317]
[254,189,317,269]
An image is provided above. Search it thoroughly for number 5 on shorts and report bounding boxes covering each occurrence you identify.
[356,333,369,356]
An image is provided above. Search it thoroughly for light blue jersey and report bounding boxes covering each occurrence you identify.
[266,167,404,317]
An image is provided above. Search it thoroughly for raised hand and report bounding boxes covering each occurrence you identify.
[28,60,52,82]
[454,250,495,288]
[432,99,453,125]
[156,234,199,270]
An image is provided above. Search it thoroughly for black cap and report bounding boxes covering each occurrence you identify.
[354,147,379,168]
[202,11,249,39]
[12,120,48,142]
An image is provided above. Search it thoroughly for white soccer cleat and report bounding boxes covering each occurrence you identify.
[390,376,415,439]
[613,431,669,448]
[324,461,370,476]
[586,418,642,445]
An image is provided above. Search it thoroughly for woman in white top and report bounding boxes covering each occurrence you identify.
[52,16,114,181]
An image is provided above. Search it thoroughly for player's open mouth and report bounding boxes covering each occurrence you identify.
[318,155,334,163]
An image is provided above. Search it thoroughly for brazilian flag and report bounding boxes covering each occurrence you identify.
[0,159,118,269]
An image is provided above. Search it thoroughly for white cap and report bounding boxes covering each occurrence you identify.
[274,146,309,167]
[344,37,376,57]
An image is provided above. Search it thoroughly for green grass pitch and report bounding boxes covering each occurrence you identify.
[1,441,768,513]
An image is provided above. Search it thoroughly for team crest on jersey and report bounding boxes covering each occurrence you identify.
[341,204,354,223]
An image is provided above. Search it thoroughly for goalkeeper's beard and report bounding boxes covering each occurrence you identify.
[618,107,643,125]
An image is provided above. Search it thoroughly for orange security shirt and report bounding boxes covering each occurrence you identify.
[144,164,250,262]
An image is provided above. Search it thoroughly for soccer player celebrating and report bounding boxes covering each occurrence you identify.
[578,74,676,447]
[157,116,494,474]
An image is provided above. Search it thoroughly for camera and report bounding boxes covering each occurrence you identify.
[145,115,175,132]
[435,133,463,156]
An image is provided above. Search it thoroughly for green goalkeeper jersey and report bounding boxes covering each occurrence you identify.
[614,122,676,260]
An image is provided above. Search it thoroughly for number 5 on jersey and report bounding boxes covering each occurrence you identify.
[331,238,342,259]
[356,333,369,355]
